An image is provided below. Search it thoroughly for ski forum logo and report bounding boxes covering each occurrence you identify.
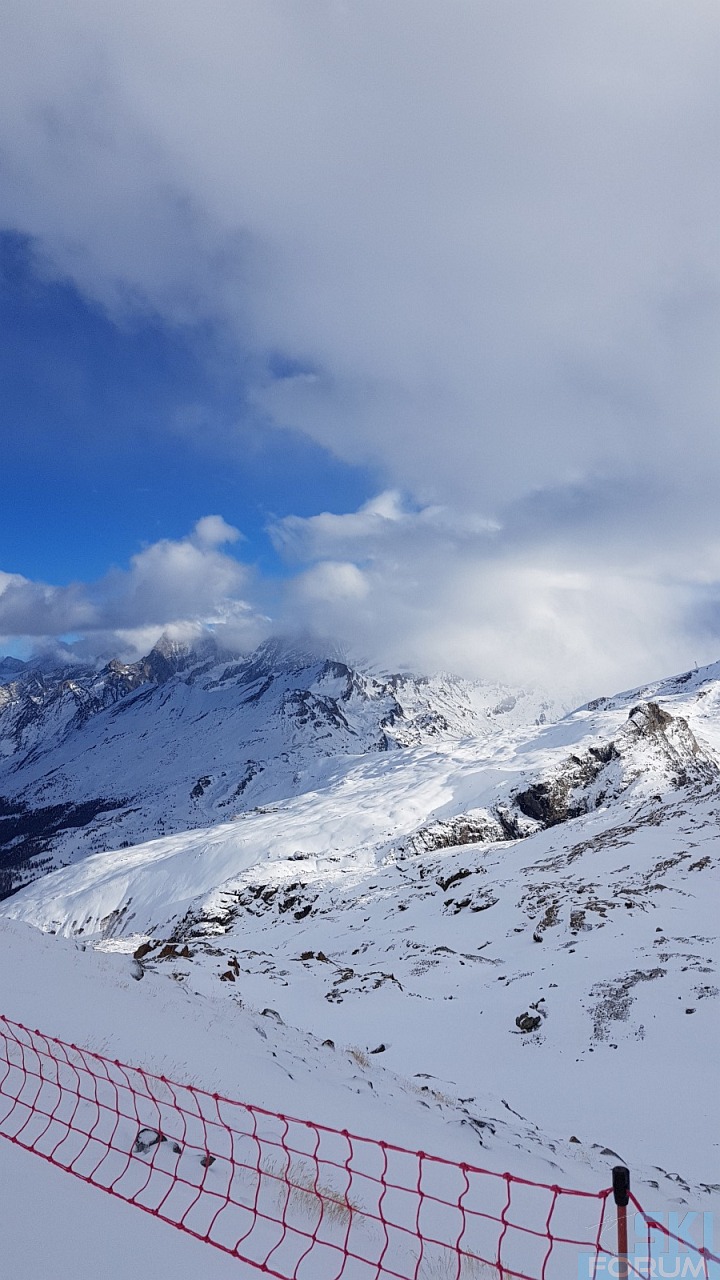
[578,1212,718,1279]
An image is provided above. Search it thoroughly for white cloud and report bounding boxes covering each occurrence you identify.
[0,521,265,654]
[272,492,499,564]
[0,1,717,511]
[3,497,720,699]
[271,494,720,700]
[292,561,370,605]
[0,570,97,636]
[189,515,242,550]
[0,3,718,690]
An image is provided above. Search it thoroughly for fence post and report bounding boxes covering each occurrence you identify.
[613,1166,631,1280]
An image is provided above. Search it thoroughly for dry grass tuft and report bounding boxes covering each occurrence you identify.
[419,1250,497,1279]
[260,1153,361,1230]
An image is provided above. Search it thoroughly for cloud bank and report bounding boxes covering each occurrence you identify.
[271,493,720,697]
[0,519,266,661]
[3,502,720,704]
[0,2,718,695]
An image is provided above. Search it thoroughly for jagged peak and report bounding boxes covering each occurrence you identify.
[147,629,219,662]
[137,630,231,683]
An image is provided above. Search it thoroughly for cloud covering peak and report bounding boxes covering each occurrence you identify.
[0,520,264,658]
[3,500,719,705]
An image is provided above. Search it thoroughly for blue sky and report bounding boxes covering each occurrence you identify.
[0,2,718,698]
[0,231,376,585]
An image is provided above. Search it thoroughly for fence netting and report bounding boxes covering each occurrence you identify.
[0,1015,717,1280]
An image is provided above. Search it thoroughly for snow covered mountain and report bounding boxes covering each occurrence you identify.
[0,635,555,897]
[3,651,720,1220]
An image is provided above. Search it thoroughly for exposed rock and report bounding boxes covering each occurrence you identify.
[436,867,471,893]
[515,1012,542,1033]
[134,1127,165,1154]
[396,811,506,857]
[627,701,673,734]
[261,1007,284,1023]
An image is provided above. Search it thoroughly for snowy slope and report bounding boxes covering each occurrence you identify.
[0,635,555,896]
[0,1140,251,1280]
[5,660,720,1216]
[0,915,665,1280]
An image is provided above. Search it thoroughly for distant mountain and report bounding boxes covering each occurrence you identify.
[0,634,555,897]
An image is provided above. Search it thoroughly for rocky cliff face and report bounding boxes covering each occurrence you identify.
[391,699,719,861]
[510,700,716,826]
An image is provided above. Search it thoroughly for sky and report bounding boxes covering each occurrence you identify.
[0,0,718,700]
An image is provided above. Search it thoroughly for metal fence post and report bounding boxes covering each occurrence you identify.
[613,1166,631,1280]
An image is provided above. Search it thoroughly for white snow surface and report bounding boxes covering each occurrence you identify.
[0,917,619,1279]
[2,645,720,1274]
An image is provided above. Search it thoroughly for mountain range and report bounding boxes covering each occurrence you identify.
[0,634,554,897]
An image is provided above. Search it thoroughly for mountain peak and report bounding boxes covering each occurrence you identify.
[0,656,27,683]
[249,634,335,675]
[140,631,224,682]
